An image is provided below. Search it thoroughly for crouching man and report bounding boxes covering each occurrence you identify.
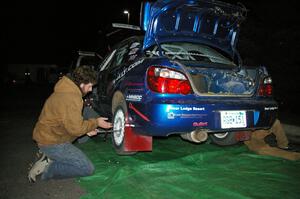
[28,65,112,182]
[244,119,300,161]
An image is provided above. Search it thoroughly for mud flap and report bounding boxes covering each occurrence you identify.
[124,126,152,152]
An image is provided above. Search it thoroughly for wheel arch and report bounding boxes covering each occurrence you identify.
[112,91,126,114]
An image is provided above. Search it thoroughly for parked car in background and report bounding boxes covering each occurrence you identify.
[70,50,104,111]
[70,50,103,71]
[93,0,278,155]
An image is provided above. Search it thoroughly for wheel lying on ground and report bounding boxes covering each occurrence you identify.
[112,101,136,155]
[209,132,239,146]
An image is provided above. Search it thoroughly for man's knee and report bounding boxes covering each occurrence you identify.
[82,162,95,176]
[88,163,95,175]
[271,119,281,131]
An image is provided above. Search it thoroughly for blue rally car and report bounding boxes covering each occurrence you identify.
[95,0,278,155]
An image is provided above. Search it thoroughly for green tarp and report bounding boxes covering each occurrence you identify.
[77,136,300,199]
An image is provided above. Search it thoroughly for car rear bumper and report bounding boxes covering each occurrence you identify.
[127,98,278,136]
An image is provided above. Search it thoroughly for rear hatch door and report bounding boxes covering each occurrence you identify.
[142,0,246,57]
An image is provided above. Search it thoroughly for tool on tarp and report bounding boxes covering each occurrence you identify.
[95,129,121,142]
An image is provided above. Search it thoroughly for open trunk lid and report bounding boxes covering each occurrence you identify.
[141,0,246,58]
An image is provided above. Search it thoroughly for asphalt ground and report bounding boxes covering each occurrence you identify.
[0,84,86,199]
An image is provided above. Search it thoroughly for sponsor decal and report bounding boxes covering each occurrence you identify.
[192,107,205,111]
[125,82,144,86]
[128,43,140,60]
[167,112,175,119]
[128,48,139,55]
[264,106,278,111]
[126,94,143,102]
[113,59,144,83]
[127,88,144,92]
[166,105,205,112]
[130,42,140,49]
[181,114,207,118]
[193,122,208,127]
[167,113,207,119]
[128,54,138,61]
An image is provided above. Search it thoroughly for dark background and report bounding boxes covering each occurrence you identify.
[1,0,300,112]
[2,0,299,64]
[1,0,143,65]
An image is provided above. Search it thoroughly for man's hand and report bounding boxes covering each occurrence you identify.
[97,117,113,129]
[87,129,98,137]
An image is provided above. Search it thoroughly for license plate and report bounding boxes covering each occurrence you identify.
[220,110,247,129]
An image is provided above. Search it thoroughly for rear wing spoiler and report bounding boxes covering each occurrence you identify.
[77,50,103,60]
[74,51,103,68]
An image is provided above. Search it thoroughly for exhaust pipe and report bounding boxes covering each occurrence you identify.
[181,130,208,143]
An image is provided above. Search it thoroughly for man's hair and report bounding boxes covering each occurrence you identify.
[70,65,97,86]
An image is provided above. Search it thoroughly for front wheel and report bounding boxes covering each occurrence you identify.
[209,132,239,146]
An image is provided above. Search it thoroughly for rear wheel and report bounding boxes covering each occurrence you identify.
[209,132,239,146]
[112,101,136,155]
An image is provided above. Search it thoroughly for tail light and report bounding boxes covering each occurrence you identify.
[258,76,273,96]
[147,66,192,95]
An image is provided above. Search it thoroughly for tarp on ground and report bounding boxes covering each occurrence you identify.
[77,136,300,199]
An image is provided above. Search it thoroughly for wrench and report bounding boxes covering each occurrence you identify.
[95,129,121,141]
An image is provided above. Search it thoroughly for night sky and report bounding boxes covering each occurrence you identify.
[2,0,142,65]
[2,0,300,68]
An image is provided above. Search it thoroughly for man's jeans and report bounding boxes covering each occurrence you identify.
[39,143,94,180]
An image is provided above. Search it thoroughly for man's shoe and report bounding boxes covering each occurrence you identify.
[278,144,299,152]
[28,153,51,183]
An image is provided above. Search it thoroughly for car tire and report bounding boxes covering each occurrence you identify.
[112,101,136,155]
[209,132,239,146]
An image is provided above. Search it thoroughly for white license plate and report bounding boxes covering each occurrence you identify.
[220,110,247,129]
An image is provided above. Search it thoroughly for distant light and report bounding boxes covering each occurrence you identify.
[123,10,130,24]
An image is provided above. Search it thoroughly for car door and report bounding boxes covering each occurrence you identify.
[98,37,143,104]
[97,43,130,103]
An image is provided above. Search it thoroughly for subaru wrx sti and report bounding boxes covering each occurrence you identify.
[94,0,278,154]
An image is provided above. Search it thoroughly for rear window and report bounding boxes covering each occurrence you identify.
[146,42,236,66]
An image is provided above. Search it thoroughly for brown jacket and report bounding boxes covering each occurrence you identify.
[33,76,98,145]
